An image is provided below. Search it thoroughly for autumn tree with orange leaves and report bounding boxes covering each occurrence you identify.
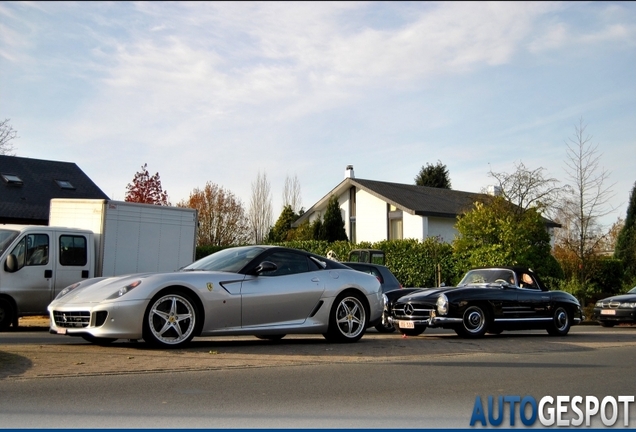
[125,163,170,205]
[178,182,250,246]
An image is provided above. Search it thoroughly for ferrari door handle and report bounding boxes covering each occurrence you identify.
[311,277,320,282]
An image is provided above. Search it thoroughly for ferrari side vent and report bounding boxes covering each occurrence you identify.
[309,301,324,317]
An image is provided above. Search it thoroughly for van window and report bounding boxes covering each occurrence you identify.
[59,235,87,266]
[9,234,50,270]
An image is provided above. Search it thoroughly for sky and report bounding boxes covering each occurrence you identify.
[1,1,635,229]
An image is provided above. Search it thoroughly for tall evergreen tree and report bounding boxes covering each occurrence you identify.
[615,181,636,282]
[267,205,299,242]
[320,195,348,242]
[414,161,452,189]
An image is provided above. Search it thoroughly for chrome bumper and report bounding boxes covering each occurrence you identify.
[388,313,462,327]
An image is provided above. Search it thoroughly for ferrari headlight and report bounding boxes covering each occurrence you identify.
[108,280,142,299]
[436,294,448,316]
[55,282,82,300]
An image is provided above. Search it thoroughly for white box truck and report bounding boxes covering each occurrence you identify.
[0,199,197,330]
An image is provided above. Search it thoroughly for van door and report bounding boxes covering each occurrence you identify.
[2,233,53,314]
[53,233,92,299]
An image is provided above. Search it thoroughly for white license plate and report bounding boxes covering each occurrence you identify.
[601,309,616,315]
[398,320,415,329]
[56,328,67,335]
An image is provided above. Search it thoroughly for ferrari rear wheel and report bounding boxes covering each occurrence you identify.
[143,291,197,348]
[456,304,489,338]
[547,306,571,336]
[324,292,367,343]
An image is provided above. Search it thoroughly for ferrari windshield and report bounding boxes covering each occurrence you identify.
[0,229,19,256]
[458,269,516,286]
[182,246,266,273]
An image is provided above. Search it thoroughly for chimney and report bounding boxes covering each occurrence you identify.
[487,185,502,196]
[345,165,355,179]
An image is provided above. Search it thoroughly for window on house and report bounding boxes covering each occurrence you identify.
[390,219,403,240]
[55,180,75,190]
[388,204,403,240]
[1,173,23,185]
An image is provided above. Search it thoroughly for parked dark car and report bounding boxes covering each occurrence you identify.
[592,287,636,327]
[389,267,583,338]
[344,262,402,333]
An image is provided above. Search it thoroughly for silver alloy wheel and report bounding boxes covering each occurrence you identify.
[335,295,366,339]
[462,305,486,334]
[147,294,196,346]
[554,307,569,332]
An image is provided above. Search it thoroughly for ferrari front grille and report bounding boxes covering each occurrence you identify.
[53,311,90,328]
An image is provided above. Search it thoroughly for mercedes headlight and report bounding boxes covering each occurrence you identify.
[382,294,389,311]
[436,294,448,316]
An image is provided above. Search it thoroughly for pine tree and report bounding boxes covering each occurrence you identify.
[615,181,636,282]
[414,161,451,189]
[320,195,348,242]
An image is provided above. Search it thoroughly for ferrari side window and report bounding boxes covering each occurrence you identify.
[260,252,310,276]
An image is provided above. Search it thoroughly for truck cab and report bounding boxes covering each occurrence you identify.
[0,225,94,330]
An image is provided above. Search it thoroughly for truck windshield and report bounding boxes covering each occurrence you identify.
[182,246,266,273]
[0,229,19,256]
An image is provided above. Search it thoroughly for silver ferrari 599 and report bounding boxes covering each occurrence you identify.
[48,246,383,348]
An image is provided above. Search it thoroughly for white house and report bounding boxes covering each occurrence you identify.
[293,166,559,244]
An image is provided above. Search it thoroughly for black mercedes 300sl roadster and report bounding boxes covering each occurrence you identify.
[388,267,583,338]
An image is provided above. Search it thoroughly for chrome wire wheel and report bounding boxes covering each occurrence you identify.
[145,293,196,347]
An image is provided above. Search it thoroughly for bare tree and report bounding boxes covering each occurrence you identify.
[555,118,616,284]
[282,174,302,214]
[488,161,567,218]
[178,182,250,246]
[0,119,18,156]
[249,171,273,244]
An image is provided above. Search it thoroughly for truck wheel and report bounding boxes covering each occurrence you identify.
[143,291,197,348]
[0,299,14,332]
[323,292,368,343]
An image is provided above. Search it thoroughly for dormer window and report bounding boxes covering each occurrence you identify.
[55,179,75,190]
[1,173,23,185]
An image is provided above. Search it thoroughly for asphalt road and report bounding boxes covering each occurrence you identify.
[1,325,635,428]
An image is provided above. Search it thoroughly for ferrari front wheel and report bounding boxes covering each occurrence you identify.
[143,291,197,348]
[324,292,367,343]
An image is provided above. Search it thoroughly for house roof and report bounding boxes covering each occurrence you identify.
[0,155,109,224]
[294,177,560,228]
